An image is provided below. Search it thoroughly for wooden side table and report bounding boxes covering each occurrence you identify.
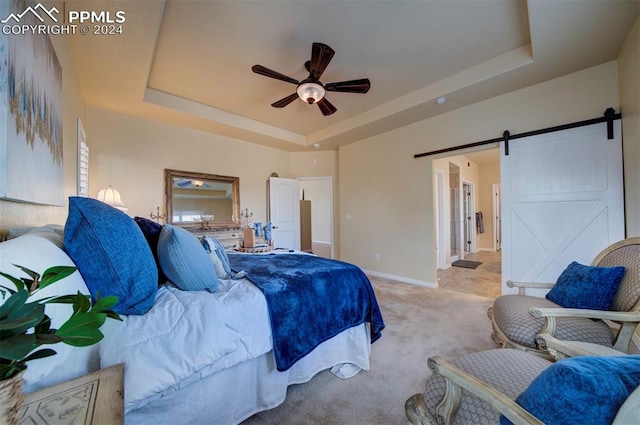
[19,364,124,425]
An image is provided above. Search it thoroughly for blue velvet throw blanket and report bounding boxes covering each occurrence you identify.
[228,254,385,371]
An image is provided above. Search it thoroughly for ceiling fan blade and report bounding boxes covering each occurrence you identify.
[324,78,371,94]
[317,97,337,116]
[252,65,299,85]
[271,93,299,108]
[309,42,335,81]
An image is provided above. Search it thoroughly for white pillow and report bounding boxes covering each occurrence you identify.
[0,231,91,385]
[202,235,232,279]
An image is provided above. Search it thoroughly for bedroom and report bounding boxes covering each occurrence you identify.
[0,0,639,423]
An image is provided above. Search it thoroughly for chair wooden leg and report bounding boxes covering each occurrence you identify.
[405,393,437,425]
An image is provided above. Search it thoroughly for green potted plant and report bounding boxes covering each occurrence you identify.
[0,264,121,425]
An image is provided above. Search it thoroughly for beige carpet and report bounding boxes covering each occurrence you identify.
[242,276,499,425]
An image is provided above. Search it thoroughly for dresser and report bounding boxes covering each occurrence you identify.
[191,228,242,249]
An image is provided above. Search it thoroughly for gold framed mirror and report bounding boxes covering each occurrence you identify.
[165,169,240,229]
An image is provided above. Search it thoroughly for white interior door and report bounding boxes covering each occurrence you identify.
[268,177,300,250]
[501,121,624,296]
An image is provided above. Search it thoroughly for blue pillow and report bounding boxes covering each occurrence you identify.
[202,236,232,278]
[157,224,218,292]
[64,197,157,315]
[546,261,625,310]
[501,355,640,425]
[134,216,168,285]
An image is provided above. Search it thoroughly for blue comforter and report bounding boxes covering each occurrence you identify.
[228,253,385,371]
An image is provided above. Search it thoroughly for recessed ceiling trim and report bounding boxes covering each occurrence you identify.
[144,88,307,145]
[308,45,534,144]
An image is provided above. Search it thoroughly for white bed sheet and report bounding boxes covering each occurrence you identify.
[100,277,272,412]
[125,322,371,425]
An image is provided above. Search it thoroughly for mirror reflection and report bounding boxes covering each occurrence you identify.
[165,169,240,229]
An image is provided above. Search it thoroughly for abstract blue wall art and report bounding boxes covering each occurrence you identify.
[0,0,63,206]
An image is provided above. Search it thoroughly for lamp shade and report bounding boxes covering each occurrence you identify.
[97,186,128,212]
[296,82,325,104]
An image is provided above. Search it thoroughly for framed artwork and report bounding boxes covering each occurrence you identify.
[77,118,89,197]
[0,0,64,206]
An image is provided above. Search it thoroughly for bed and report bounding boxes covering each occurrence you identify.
[2,198,385,425]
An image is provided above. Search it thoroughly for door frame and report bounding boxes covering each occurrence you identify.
[434,169,447,269]
[461,179,476,256]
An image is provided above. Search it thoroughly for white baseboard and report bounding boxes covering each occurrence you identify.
[363,269,437,288]
[476,247,498,252]
[311,240,331,246]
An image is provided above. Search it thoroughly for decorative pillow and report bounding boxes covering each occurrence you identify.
[64,197,158,315]
[202,235,233,279]
[545,261,626,310]
[0,232,92,385]
[134,216,168,285]
[500,355,640,425]
[157,225,218,292]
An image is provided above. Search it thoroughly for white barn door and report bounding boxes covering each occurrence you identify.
[268,177,300,250]
[501,121,624,296]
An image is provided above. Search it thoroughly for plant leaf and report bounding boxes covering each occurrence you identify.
[55,313,107,347]
[39,266,77,290]
[57,328,105,347]
[0,289,28,319]
[34,315,53,334]
[22,348,57,362]
[34,333,63,345]
[15,265,40,281]
[0,272,25,291]
[91,295,118,312]
[0,334,36,360]
[72,293,91,314]
[0,363,27,380]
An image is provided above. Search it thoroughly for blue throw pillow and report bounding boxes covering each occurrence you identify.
[500,355,640,425]
[157,224,218,292]
[134,216,168,285]
[64,197,157,315]
[202,235,233,278]
[545,261,626,310]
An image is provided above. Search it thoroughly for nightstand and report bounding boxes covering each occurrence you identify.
[20,364,124,425]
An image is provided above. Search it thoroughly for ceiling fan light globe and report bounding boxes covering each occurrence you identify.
[297,82,325,104]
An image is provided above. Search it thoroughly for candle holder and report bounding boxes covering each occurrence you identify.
[150,206,165,223]
[241,208,253,229]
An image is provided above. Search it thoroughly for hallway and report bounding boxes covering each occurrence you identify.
[437,250,502,299]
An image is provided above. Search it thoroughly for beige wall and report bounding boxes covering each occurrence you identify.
[86,107,292,225]
[0,33,86,234]
[618,17,640,237]
[339,61,620,285]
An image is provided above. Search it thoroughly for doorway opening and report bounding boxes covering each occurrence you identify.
[299,177,334,259]
[432,148,502,297]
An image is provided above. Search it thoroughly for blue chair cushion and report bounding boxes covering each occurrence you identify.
[546,261,625,310]
[134,216,168,285]
[64,197,157,315]
[501,355,640,425]
[157,224,218,292]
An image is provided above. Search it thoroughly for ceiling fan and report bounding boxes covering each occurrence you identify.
[252,42,371,116]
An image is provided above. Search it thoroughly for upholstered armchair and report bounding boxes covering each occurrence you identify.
[488,237,640,358]
[405,334,640,425]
